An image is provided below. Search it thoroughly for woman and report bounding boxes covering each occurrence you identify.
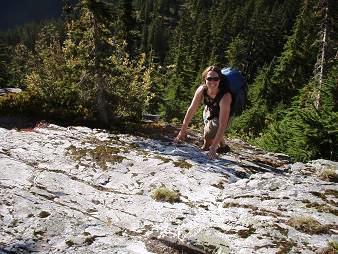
[175,65,232,159]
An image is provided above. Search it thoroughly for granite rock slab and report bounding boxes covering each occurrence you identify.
[0,124,337,253]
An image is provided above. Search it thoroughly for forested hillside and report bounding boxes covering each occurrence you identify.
[0,0,63,30]
[0,0,337,162]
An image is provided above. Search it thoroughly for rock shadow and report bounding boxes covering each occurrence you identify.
[0,116,40,130]
[0,240,39,254]
[132,138,286,180]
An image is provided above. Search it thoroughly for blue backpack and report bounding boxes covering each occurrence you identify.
[221,67,248,116]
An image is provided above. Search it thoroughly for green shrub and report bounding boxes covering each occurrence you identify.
[257,108,338,162]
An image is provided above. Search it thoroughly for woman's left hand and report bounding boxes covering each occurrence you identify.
[207,145,218,160]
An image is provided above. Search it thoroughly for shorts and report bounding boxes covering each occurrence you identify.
[203,106,219,139]
[204,118,219,139]
[203,106,232,139]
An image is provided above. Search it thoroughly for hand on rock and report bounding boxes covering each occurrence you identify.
[207,145,218,160]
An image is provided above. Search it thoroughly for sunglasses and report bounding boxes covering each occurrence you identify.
[206,76,220,81]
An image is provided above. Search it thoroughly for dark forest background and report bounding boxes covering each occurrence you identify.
[0,0,337,162]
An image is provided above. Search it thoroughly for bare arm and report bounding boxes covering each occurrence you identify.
[208,92,232,158]
[175,86,204,141]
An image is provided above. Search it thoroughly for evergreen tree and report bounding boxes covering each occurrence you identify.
[313,0,338,109]
[8,43,36,89]
[137,0,152,54]
[162,0,198,120]
[230,63,274,136]
[61,0,152,123]
[2,0,336,162]
[0,38,10,87]
[225,35,248,70]
[208,0,239,65]
[147,5,168,62]
[112,0,139,56]
[24,24,72,116]
[136,0,179,63]
[266,0,320,108]
[254,0,338,161]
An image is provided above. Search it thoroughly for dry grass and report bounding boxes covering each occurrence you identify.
[317,240,338,254]
[302,200,338,216]
[287,216,330,234]
[152,187,180,203]
[318,167,338,183]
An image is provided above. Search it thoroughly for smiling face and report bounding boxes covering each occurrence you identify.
[205,70,220,90]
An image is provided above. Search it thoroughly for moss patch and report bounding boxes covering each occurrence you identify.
[173,159,192,169]
[302,200,338,216]
[67,145,87,161]
[237,226,256,238]
[152,187,180,203]
[153,155,172,164]
[325,189,338,199]
[67,144,126,170]
[310,190,338,207]
[223,202,282,217]
[90,146,126,169]
[84,235,96,245]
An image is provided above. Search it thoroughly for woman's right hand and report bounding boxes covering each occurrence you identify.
[174,130,187,143]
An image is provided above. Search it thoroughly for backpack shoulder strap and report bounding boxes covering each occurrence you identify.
[203,85,212,106]
[202,85,207,95]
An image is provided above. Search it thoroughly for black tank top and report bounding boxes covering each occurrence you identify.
[203,85,230,120]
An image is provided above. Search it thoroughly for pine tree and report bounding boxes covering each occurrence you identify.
[147,4,168,62]
[313,0,337,109]
[254,0,338,161]
[24,23,71,116]
[162,0,199,120]
[112,0,139,56]
[137,0,152,54]
[225,35,248,71]
[8,43,36,89]
[0,38,10,88]
[61,0,153,123]
[266,0,319,108]
[208,0,240,65]
[230,63,274,136]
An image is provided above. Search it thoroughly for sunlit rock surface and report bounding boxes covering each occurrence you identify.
[0,123,337,253]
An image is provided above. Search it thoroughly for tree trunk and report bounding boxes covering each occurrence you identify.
[92,10,109,126]
[314,0,328,110]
